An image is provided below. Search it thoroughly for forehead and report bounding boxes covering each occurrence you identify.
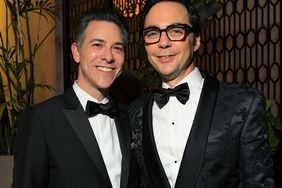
[83,20,123,43]
[144,1,190,28]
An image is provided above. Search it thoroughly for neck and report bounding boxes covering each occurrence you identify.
[163,64,195,88]
[76,80,108,102]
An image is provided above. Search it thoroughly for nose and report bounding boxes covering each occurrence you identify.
[102,47,114,63]
[158,31,172,48]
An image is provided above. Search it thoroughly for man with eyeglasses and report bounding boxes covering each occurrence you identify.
[129,0,275,187]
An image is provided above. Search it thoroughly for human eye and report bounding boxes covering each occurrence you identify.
[168,27,185,37]
[112,45,125,53]
[91,42,103,48]
[144,29,160,39]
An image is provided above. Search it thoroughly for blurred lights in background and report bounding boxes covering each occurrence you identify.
[113,0,146,17]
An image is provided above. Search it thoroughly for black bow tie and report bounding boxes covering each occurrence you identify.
[85,100,118,118]
[152,83,190,109]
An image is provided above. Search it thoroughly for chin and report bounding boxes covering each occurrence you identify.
[98,84,112,90]
[158,69,174,77]
[159,74,172,81]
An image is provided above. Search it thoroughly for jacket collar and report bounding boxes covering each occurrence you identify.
[62,87,131,187]
[175,74,219,187]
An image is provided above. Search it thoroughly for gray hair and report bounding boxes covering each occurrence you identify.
[75,9,129,49]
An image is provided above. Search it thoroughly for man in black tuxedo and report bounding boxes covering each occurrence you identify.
[129,0,275,187]
[12,10,139,188]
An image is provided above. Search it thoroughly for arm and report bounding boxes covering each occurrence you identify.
[12,108,49,188]
[239,93,275,187]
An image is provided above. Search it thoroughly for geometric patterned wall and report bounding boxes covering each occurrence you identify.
[196,0,281,117]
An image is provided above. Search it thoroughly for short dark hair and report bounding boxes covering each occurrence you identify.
[140,0,202,37]
[75,9,129,49]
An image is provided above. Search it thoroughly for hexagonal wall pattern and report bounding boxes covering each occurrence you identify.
[196,0,280,117]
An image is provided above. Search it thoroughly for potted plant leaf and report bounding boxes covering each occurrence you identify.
[0,0,59,187]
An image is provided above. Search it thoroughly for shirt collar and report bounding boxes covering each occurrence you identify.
[73,81,109,110]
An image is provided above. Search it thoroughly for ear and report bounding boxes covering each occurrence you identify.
[71,43,80,64]
[193,36,201,52]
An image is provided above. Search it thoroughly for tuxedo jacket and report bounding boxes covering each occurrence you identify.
[12,87,139,188]
[128,74,275,188]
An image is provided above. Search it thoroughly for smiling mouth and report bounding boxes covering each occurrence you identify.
[157,54,176,62]
[97,66,113,72]
[157,54,175,58]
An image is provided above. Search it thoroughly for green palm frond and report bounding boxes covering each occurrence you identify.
[0,0,59,155]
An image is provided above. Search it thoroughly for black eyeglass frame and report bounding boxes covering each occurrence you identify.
[142,24,194,45]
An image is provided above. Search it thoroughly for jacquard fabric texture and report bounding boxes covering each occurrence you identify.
[128,75,275,188]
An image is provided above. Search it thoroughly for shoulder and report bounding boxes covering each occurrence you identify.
[30,86,78,113]
[220,81,265,100]
[32,94,65,112]
[15,94,66,137]
[202,72,265,104]
[217,81,266,111]
[19,94,66,122]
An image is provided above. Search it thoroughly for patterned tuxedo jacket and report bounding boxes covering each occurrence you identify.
[129,73,275,188]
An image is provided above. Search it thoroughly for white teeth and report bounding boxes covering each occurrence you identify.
[97,66,113,72]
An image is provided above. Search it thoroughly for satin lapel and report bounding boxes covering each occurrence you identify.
[175,75,219,188]
[143,94,171,188]
[62,88,111,187]
[114,107,131,188]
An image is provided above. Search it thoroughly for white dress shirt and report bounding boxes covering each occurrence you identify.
[152,68,204,188]
[73,82,122,188]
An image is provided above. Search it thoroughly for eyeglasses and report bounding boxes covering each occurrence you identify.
[143,24,194,45]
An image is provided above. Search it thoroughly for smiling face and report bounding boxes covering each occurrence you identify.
[144,1,201,87]
[71,21,125,100]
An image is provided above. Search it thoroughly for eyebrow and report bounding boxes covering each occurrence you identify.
[114,42,125,48]
[88,38,104,44]
[88,38,124,47]
[144,22,187,29]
